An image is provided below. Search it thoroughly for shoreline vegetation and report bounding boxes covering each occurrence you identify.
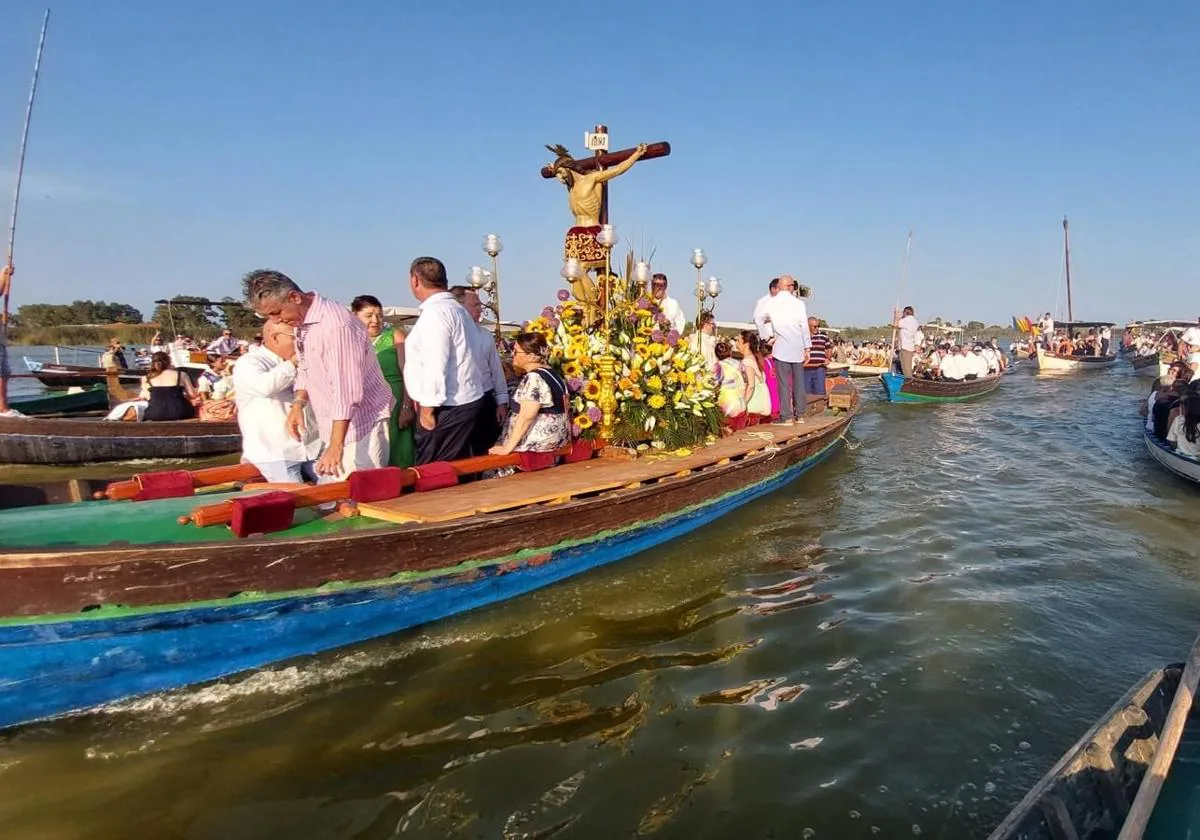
[5,322,1025,347]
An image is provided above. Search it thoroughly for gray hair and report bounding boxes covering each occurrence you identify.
[242,269,302,305]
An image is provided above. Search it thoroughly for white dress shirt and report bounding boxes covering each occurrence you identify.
[760,293,811,363]
[965,352,990,377]
[404,291,484,407]
[753,293,776,340]
[688,331,718,372]
[657,295,687,334]
[207,335,240,356]
[1182,326,1200,348]
[940,353,967,380]
[473,321,509,404]
[897,315,920,352]
[232,346,321,467]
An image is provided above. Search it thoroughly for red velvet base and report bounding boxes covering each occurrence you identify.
[231,491,296,538]
[349,467,405,503]
[133,470,193,501]
[413,462,459,493]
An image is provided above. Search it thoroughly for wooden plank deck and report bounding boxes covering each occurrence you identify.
[358,413,847,524]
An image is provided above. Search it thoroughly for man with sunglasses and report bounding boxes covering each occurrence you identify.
[650,273,687,334]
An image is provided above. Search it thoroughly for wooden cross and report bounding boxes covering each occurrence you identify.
[540,134,671,226]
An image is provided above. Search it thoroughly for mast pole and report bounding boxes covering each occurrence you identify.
[4,9,51,328]
[889,229,914,356]
[1062,216,1073,324]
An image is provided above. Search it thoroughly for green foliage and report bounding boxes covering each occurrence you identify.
[220,296,263,334]
[15,300,143,328]
[8,323,159,346]
[151,296,219,336]
[612,392,722,450]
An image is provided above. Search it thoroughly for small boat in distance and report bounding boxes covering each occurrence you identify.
[10,384,108,416]
[22,358,142,388]
[1034,219,1117,373]
[879,371,1002,403]
[988,634,1200,840]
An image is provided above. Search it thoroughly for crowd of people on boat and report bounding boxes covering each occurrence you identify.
[889,305,1007,380]
[1144,361,1200,459]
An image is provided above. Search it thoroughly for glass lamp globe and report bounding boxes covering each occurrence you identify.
[560,258,584,280]
[690,248,707,269]
[707,277,723,297]
[482,233,503,257]
[466,266,486,289]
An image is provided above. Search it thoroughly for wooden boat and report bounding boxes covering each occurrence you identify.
[1144,428,1200,486]
[1035,344,1119,373]
[848,363,890,378]
[0,414,241,464]
[0,395,858,728]
[22,360,141,388]
[879,371,1001,403]
[1012,346,1033,360]
[10,384,108,416]
[989,634,1200,840]
[1131,351,1171,380]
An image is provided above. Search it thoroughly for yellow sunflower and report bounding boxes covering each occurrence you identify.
[575,413,593,430]
[582,380,602,400]
[648,394,667,410]
[562,360,583,378]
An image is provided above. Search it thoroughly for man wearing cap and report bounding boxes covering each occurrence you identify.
[1180,318,1200,357]
[207,328,240,356]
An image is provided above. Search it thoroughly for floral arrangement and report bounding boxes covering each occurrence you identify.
[524,263,721,449]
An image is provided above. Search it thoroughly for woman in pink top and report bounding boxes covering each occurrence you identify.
[762,339,781,421]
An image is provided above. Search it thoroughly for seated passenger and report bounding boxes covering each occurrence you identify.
[489,331,571,456]
[939,346,967,381]
[1167,388,1200,458]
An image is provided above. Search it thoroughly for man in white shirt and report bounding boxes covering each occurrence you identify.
[449,285,511,456]
[1038,313,1055,348]
[761,275,811,423]
[1099,325,1112,356]
[232,320,321,483]
[980,345,1000,373]
[753,277,781,341]
[965,346,990,379]
[1181,319,1200,356]
[650,273,687,334]
[404,257,485,465]
[689,312,718,373]
[939,346,967,381]
[893,305,920,378]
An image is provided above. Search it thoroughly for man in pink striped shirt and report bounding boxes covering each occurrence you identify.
[243,270,394,479]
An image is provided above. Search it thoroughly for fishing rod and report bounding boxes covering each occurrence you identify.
[889,230,914,358]
[4,9,51,330]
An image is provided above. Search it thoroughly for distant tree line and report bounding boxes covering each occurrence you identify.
[13,300,144,328]
[7,294,262,346]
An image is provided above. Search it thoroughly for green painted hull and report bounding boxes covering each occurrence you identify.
[12,385,108,416]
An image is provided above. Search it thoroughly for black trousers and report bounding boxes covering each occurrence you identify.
[470,390,501,456]
[414,399,483,465]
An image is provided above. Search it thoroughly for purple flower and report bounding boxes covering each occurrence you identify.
[556,289,571,302]
[541,306,555,319]
[571,422,583,437]
[666,330,681,345]
[651,329,664,343]
[587,405,602,422]
[636,297,651,310]
[568,376,584,392]
[548,318,561,330]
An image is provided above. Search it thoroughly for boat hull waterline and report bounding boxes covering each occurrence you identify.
[1144,428,1200,486]
[0,415,855,728]
[879,372,1002,403]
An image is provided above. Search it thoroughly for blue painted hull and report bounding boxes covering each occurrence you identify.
[880,372,1001,403]
[0,438,846,729]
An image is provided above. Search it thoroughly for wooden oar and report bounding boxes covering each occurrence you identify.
[102,463,263,501]
[180,446,580,528]
[1117,631,1200,840]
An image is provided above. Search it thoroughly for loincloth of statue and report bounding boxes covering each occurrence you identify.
[564,225,607,309]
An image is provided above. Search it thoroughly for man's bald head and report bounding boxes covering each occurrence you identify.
[779,275,796,293]
[263,319,297,361]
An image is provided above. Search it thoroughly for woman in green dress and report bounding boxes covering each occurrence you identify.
[352,295,415,467]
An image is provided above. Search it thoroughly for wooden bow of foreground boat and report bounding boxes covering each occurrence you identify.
[0,414,241,464]
[879,371,1002,403]
[990,634,1200,840]
[0,393,859,728]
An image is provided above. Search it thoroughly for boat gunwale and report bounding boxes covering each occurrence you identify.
[0,401,859,567]
[986,663,1184,840]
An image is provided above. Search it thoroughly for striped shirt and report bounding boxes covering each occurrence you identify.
[294,292,394,443]
[804,331,830,368]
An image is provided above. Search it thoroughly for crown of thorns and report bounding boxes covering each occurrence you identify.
[545,144,582,172]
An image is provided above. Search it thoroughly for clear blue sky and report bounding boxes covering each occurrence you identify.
[1,0,1197,329]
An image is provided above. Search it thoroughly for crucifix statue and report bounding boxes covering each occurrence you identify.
[540,129,671,311]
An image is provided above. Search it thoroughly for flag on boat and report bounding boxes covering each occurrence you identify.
[1012,315,1035,334]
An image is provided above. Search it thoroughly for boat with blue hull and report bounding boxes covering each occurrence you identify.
[0,397,858,729]
[880,371,1002,404]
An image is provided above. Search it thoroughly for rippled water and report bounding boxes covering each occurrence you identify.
[2,363,1199,839]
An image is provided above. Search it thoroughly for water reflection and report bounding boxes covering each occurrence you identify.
[2,364,1200,839]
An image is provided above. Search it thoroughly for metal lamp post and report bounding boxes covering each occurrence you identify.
[481,233,503,343]
[690,248,708,330]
